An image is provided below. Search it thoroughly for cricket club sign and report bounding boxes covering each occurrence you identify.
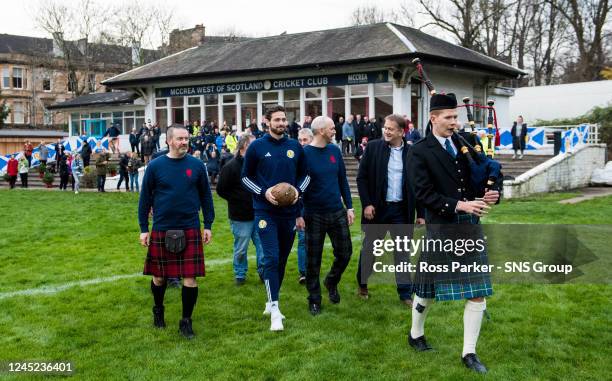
[155,71,389,97]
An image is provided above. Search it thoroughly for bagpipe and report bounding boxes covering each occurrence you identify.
[412,58,504,194]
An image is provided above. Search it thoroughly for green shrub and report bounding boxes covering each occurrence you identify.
[533,104,611,158]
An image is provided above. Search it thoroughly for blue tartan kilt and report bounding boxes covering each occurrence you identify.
[413,215,493,301]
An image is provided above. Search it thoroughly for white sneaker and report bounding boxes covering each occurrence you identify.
[519,153,524,159]
[75,191,79,194]
[270,304,284,331]
[512,154,516,159]
[263,302,285,319]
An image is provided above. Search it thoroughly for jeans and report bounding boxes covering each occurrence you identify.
[230,220,264,280]
[297,229,306,275]
[73,172,81,192]
[129,172,139,192]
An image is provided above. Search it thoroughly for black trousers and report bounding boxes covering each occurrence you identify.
[305,209,352,304]
[20,173,28,188]
[356,202,413,301]
[8,175,17,188]
[131,143,140,154]
[97,175,106,191]
[117,170,129,190]
[59,174,69,190]
[83,156,90,167]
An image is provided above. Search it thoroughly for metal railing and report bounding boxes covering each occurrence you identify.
[541,124,600,145]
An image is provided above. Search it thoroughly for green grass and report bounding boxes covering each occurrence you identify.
[0,190,610,380]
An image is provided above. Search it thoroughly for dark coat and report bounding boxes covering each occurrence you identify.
[407,133,479,224]
[216,156,255,221]
[356,138,423,225]
[405,129,422,144]
[81,142,92,158]
[511,122,528,150]
[335,121,344,141]
[129,133,139,145]
[365,122,380,140]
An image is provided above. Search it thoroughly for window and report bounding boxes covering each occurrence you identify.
[327,86,345,122]
[171,97,184,125]
[12,68,24,89]
[155,98,169,128]
[374,83,393,126]
[43,108,53,125]
[261,91,281,120]
[222,94,237,128]
[2,67,9,88]
[88,73,96,93]
[43,77,51,91]
[283,89,300,123]
[68,72,77,92]
[305,87,323,120]
[349,84,369,119]
[13,102,25,124]
[204,94,218,125]
[241,92,257,129]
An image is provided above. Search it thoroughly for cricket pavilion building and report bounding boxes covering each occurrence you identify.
[92,23,524,135]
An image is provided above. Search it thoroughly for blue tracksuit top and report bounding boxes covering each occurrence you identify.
[241,133,310,218]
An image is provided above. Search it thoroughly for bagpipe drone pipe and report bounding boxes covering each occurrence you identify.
[412,58,503,194]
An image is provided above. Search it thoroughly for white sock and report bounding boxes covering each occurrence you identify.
[463,299,486,357]
[410,296,434,338]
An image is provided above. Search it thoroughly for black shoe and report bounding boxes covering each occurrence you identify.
[324,278,340,304]
[408,335,432,351]
[178,318,195,339]
[462,353,487,374]
[235,278,246,286]
[309,302,321,316]
[152,306,166,328]
[298,273,306,284]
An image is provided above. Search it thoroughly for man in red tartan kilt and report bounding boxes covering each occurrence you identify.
[138,126,214,339]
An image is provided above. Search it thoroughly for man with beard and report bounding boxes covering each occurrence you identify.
[138,126,214,339]
[241,105,310,331]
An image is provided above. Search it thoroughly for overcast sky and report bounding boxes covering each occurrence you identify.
[2,0,415,41]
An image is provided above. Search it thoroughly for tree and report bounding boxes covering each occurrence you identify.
[0,97,10,128]
[547,0,612,82]
[33,0,109,96]
[350,4,402,25]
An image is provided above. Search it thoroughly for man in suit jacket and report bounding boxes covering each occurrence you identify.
[407,93,500,374]
[356,113,424,306]
[405,120,422,144]
[511,115,528,159]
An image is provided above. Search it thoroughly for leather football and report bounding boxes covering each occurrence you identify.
[270,182,297,206]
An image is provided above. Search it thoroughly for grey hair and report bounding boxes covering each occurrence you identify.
[311,116,333,134]
[236,134,255,155]
[298,128,314,138]
[166,126,188,141]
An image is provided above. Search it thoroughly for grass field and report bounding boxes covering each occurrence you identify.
[0,190,610,380]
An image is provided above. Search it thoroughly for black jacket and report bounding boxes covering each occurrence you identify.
[216,156,254,221]
[511,122,528,138]
[356,138,423,225]
[81,142,92,158]
[118,154,129,172]
[407,133,481,224]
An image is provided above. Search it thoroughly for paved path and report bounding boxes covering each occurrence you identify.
[558,187,612,204]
